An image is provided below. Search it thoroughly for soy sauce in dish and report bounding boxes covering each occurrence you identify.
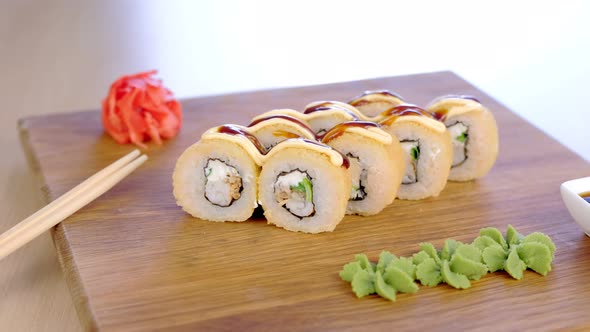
[581,191,590,204]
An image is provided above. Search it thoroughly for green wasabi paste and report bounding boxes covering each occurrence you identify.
[339,225,556,302]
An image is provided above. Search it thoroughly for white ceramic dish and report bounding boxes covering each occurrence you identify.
[561,176,590,236]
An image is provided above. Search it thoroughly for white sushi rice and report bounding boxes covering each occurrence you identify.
[327,134,404,216]
[259,147,350,233]
[248,122,314,151]
[443,112,499,181]
[309,117,345,136]
[173,138,259,222]
[384,121,453,200]
[427,98,499,182]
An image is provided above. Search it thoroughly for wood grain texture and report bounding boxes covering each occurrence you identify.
[19,72,590,331]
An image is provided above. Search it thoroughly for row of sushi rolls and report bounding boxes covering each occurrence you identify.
[173,91,499,234]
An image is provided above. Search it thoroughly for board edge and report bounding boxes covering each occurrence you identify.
[18,119,99,332]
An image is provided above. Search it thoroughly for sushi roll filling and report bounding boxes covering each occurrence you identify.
[400,140,420,184]
[274,170,316,218]
[203,159,243,207]
[448,122,468,167]
[347,154,368,201]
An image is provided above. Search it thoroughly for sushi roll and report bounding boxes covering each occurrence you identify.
[258,138,351,233]
[172,125,264,222]
[251,108,307,122]
[379,104,453,200]
[427,95,499,181]
[321,121,405,216]
[251,107,358,137]
[348,90,405,118]
[304,100,369,122]
[301,104,359,136]
[248,114,316,150]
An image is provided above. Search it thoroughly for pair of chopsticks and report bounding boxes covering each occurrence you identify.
[0,149,147,261]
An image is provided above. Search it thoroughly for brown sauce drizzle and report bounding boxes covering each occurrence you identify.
[303,103,360,120]
[581,191,590,204]
[430,95,481,121]
[303,102,337,113]
[319,121,380,143]
[248,114,315,137]
[273,138,350,169]
[348,90,404,106]
[272,130,301,139]
[378,104,436,126]
[216,125,267,155]
[432,110,448,122]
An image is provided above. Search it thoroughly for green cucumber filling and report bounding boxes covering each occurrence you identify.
[347,154,368,201]
[411,146,420,160]
[291,177,313,202]
[448,122,468,167]
[204,159,243,207]
[456,132,467,143]
[400,140,419,184]
[274,170,315,218]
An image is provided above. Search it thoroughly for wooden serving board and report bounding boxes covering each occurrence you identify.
[19,72,590,331]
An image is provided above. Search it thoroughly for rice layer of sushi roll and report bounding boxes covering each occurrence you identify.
[248,114,316,150]
[321,121,405,215]
[348,90,405,118]
[301,105,359,136]
[251,107,358,137]
[379,104,452,200]
[427,95,499,181]
[304,100,362,116]
[258,139,351,233]
[172,125,264,221]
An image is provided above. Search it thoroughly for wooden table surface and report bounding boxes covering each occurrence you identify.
[18,72,590,331]
[2,2,590,331]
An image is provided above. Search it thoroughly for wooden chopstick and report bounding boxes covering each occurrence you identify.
[1,149,141,243]
[0,150,148,260]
